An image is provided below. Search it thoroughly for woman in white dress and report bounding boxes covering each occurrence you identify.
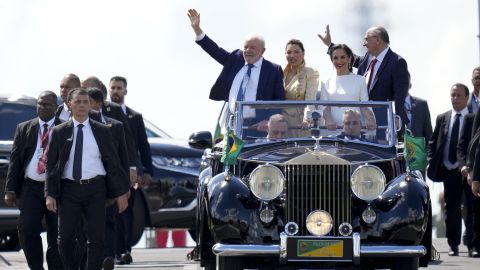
[320,44,376,130]
[283,39,320,137]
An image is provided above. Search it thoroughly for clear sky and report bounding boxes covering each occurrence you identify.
[0,0,477,221]
[1,0,477,138]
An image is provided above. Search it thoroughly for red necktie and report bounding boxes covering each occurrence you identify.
[35,123,49,174]
[366,58,378,91]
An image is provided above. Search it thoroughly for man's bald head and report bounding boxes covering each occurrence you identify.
[60,73,80,103]
[82,76,107,100]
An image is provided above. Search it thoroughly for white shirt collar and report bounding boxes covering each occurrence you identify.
[72,117,90,128]
[372,47,389,63]
[38,117,55,127]
[452,106,469,117]
[121,103,127,114]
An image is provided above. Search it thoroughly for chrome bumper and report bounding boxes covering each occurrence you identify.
[212,233,426,264]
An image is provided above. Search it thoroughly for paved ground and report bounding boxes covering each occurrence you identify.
[0,238,478,269]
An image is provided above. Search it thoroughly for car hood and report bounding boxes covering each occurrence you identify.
[239,143,395,165]
[0,141,13,152]
[148,137,203,157]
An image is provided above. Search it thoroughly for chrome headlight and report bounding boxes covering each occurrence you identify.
[249,165,285,201]
[306,210,333,236]
[351,165,386,201]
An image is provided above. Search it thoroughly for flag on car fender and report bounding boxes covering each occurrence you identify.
[404,132,427,171]
[213,122,223,145]
[221,127,244,165]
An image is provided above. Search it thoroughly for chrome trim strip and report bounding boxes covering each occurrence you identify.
[156,199,197,213]
[212,244,280,257]
[360,245,426,257]
[279,232,287,264]
[352,233,360,265]
[0,208,20,216]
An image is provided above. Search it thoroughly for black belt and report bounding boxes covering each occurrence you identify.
[25,177,45,184]
[63,175,104,185]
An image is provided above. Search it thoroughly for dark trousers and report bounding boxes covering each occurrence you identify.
[471,193,480,250]
[116,187,136,256]
[58,178,106,270]
[462,177,475,248]
[104,203,117,258]
[440,165,463,248]
[17,179,63,270]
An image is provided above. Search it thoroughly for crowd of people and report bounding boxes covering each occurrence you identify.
[4,74,153,269]
[2,7,480,270]
[188,7,480,260]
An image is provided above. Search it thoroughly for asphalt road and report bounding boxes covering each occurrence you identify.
[0,238,478,269]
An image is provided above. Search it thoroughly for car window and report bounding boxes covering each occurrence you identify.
[144,118,171,138]
[0,102,36,140]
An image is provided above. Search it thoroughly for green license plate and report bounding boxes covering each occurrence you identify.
[297,239,344,257]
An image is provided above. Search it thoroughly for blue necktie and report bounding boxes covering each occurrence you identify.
[73,124,84,180]
[236,64,254,102]
[448,113,461,164]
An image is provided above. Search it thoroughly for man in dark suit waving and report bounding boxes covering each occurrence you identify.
[45,88,130,270]
[4,91,63,270]
[428,83,470,256]
[187,9,285,131]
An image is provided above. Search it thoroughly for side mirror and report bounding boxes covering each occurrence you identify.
[188,131,213,149]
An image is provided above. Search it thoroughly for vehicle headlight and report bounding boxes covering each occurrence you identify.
[351,165,386,201]
[249,165,285,201]
[306,210,333,236]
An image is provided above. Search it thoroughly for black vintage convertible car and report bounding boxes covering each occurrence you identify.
[0,93,202,250]
[188,100,431,270]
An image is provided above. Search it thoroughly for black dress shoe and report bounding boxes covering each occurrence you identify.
[122,252,133,264]
[114,255,125,265]
[473,250,480,258]
[448,246,459,256]
[102,257,115,270]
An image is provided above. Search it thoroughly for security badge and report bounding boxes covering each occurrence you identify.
[36,148,44,160]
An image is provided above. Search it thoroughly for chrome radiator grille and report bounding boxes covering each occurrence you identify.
[285,164,352,236]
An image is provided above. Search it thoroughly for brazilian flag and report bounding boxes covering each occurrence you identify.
[213,122,224,145]
[221,127,244,166]
[404,132,427,171]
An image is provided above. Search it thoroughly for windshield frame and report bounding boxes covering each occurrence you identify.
[233,100,396,148]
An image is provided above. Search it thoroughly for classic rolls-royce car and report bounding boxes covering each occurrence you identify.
[188,100,431,270]
[0,93,202,250]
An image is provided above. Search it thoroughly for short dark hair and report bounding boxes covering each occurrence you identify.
[372,26,390,44]
[452,83,470,96]
[110,76,127,87]
[285,39,305,53]
[68,87,89,102]
[38,90,58,102]
[87,87,104,103]
[329,44,355,72]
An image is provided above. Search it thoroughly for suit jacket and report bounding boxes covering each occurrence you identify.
[467,93,478,113]
[45,119,129,199]
[125,106,153,176]
[5,117,63,195]
[102,101,137,168]
[457,113,475,169]
[196,35,285,102]
[409,96,433,140]
[427,111,451,181]
[89,111,130,174]
[354,48,410,126]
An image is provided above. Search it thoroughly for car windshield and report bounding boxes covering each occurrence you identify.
[222,101,395,147]
[0,102,36,140]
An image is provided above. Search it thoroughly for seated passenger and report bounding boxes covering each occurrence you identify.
[337,110,366,141]
[267,114,288,140]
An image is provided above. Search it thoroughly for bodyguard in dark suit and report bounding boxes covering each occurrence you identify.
[469,126,480,257]
[109,76,153,264]
[457,112,477,256]
[319,26,410,130]
[4,91,63,270]
[187,9,285,132]
[56,73,81,121]
[467,67,480,113]
[46,88,130,270]
[405,94,433,140]
[428,83,470,256]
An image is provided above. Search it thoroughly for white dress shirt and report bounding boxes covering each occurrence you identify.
[62,117,106,180]
[25,118,55,181]
[228,58,263,118]
[59,103,71,121]
[443,107,469,169]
